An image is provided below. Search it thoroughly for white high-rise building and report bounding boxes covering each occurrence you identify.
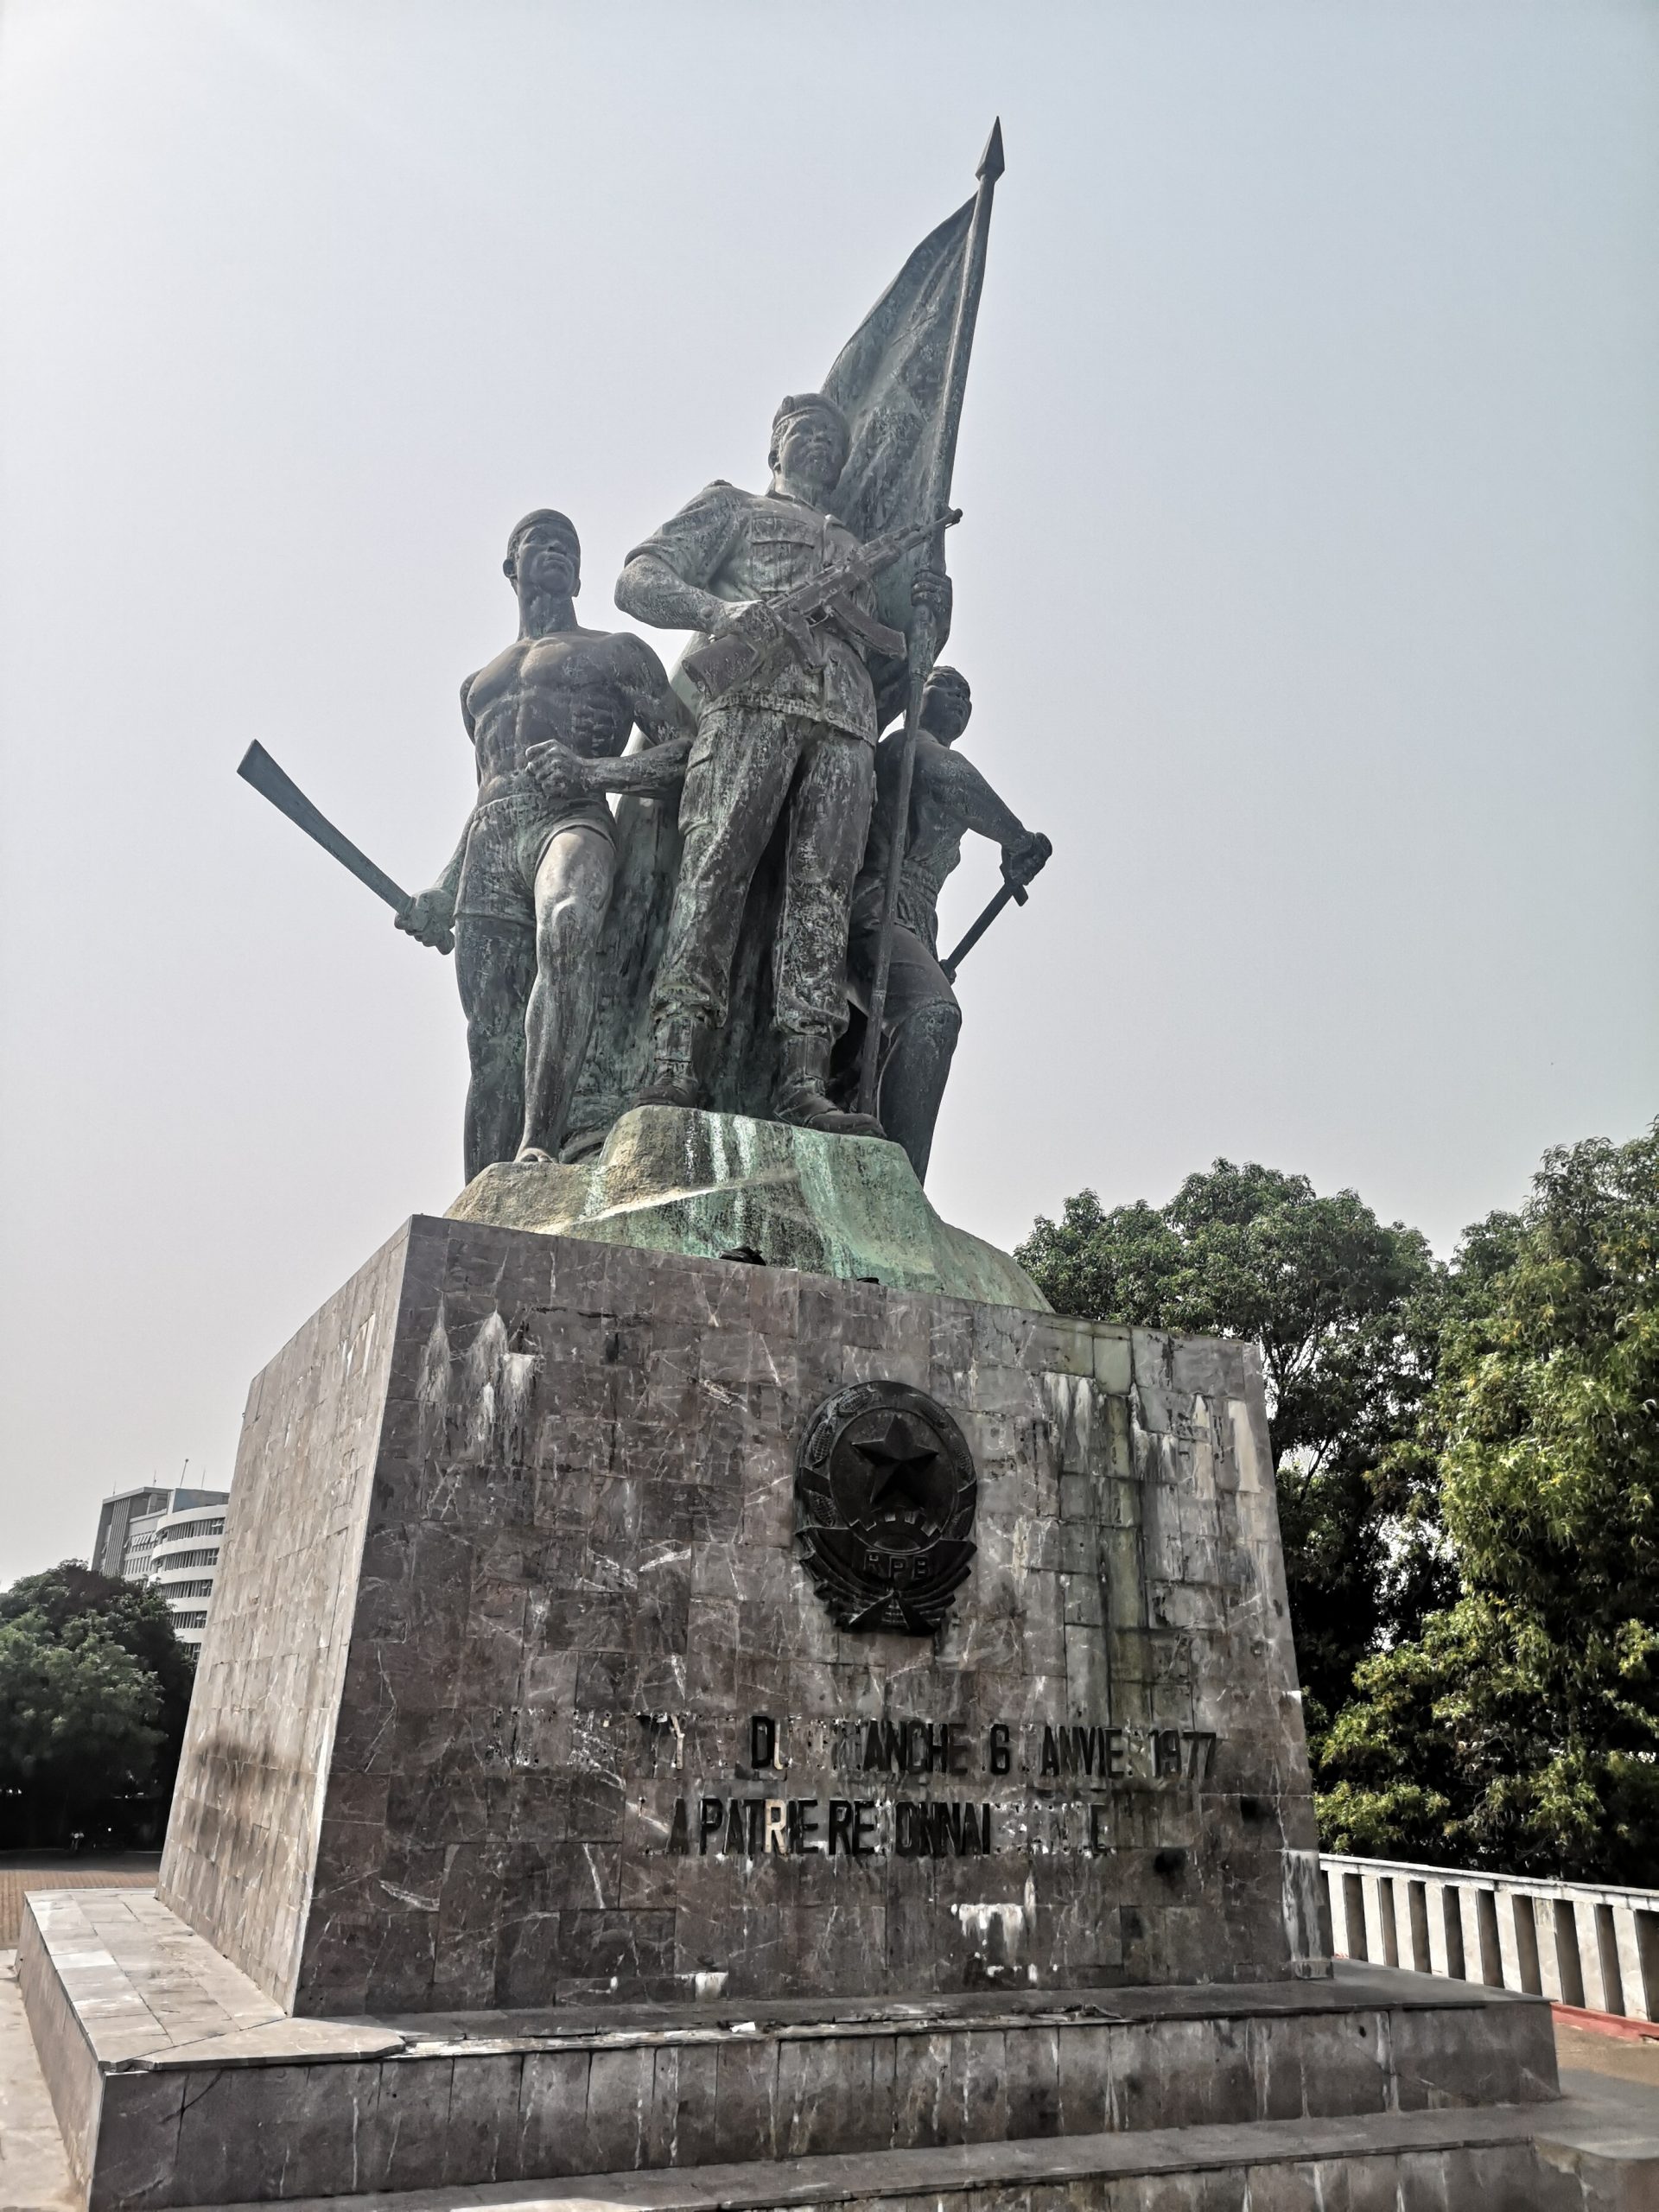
[91,1484,231,1650]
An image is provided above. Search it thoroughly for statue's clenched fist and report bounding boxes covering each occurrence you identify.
[910,568,952,632]
[396,887,456,954]
[1002,830,1052,890]
[525,741,594,810]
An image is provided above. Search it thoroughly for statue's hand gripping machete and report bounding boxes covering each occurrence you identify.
[236,741,454,954]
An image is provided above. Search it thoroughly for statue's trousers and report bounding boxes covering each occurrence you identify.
[651,705,874,1041]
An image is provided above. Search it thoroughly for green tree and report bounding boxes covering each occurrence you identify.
[1017,1163,1446,1729]
[1319,1123,1659,1882]
[0,1563,194,1848]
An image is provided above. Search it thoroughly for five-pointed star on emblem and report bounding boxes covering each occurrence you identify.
[855,1414,941,1515]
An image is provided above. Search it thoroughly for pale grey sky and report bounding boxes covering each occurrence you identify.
[2,0,1655,1582]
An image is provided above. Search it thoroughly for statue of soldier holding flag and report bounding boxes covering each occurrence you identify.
[605,394,952,1135]
[530,130,1021,1163]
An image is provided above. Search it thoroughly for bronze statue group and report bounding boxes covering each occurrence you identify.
[397,388,1049,1191]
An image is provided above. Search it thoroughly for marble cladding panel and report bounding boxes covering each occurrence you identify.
[168,1217,1324,2017]
[156,1224,410,2008]
[15,1902,101,2190]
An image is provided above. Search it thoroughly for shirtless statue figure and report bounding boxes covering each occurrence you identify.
[397,510,689,1179]
[846,666,1050,1183]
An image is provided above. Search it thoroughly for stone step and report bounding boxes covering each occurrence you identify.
[22,1892,1568,2208]
[175,2099,1645,2212]
[1536,2070,1659,2209]
[14,1944,1656,2212]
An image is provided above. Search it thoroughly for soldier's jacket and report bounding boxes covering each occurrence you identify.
[625,481,880,742]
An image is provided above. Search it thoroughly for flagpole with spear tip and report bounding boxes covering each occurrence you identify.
[855,118,1005,1123]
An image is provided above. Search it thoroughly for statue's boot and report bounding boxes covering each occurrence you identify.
[874,1001,961,1185]
[634,1018,712,1111]
[774,1034,887,1140]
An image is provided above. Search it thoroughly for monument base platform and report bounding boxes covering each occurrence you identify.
[446,1105,1050,1310]
[175,2112,1633,2212]
[22,1886,1579,2210]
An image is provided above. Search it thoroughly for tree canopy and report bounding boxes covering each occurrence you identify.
[1017,1161,1446,1726]
[0,1562,194,1848]
[1019,1122,1659,1885]
[1319,1123,1659,1881]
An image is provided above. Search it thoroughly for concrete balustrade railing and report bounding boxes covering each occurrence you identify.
[1320,1851,1659,2019]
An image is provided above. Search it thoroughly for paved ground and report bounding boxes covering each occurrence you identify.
[1556,2017,1659,2088]
[0,1950,77,2211]
[0,1855,159,1947]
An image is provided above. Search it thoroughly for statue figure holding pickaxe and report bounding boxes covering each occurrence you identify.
[843,666,1049,1182]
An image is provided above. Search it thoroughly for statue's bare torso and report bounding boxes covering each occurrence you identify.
[463,628,667,798]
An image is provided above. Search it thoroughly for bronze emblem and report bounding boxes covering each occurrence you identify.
[795,1381,977,1634]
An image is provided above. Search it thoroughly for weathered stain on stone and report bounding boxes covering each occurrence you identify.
[446,1104,1050,1311]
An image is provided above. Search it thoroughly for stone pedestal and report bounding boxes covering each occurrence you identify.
[156,1218,1322,2016]
[19,1223,1581,2207]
